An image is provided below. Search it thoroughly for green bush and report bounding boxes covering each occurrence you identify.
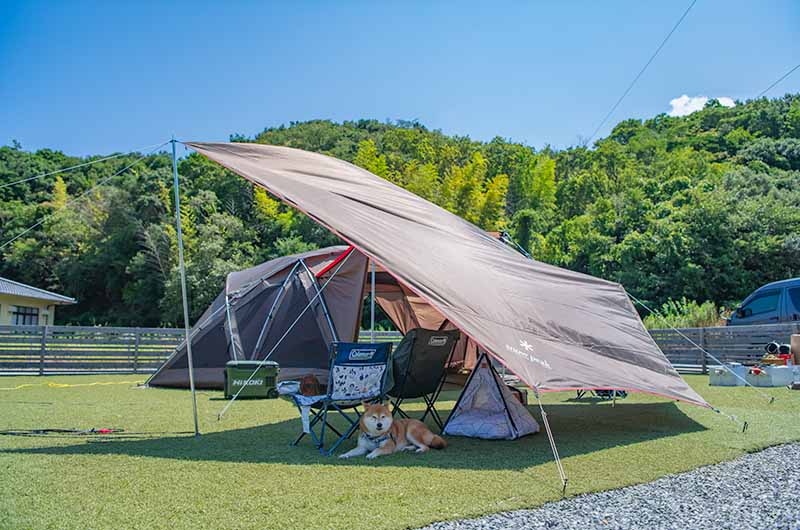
[642,298,720,329]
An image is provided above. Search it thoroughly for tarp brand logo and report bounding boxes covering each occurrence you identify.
[428,336,448,346]
[233,379,264,386]
[505,341,551,370]
[348,349,376,361]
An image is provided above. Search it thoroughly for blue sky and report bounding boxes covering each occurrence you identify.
[1,1,798,156]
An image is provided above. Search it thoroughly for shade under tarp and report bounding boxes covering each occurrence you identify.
[186,141,708,408]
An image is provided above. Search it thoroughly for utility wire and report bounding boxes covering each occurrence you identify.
[587,0,698,143]
[757,62,800,98]
[0,141,169,252]
[0,140,169,191]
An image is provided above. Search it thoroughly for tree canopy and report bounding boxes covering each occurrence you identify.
[2,95,799,326]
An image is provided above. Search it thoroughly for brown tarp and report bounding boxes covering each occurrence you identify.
[186,142,709,408]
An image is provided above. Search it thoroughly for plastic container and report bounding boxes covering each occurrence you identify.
[709,363,747,386]
[224,360,279,399]
[745,365,794,387]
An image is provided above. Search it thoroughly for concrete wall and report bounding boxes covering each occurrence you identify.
[0,294,56,326]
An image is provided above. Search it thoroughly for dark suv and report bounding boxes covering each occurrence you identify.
[727,278,800,325]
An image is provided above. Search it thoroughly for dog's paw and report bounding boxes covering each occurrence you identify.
[338,453,351,459]
[366,452,379,459]
[415,446,429,453]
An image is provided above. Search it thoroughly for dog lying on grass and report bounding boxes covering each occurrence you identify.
[339,402,447,459]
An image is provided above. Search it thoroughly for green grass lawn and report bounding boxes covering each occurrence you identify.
[1,374,798,530]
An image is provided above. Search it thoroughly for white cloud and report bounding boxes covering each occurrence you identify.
[717,96,736,108]
[668,94,736,116]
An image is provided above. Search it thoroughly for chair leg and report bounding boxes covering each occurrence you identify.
[318,406,330,453]
[293,400,370,456]
[421,395,444,431]
[391,398,403,416]
[292,404,326,446]
[325,420,361,456]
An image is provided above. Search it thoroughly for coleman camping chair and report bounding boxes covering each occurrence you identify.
[290,341,393,456]
[386,328,460,431]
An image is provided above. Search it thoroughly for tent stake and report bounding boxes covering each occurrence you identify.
[172,137,200,437]
[534,388,568,496]
[712,406,749,433]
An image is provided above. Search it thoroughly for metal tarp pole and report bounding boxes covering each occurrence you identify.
[370,260,376,341]
[172,138,200,437]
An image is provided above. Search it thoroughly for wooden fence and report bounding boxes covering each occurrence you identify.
[649,322,800,374]
[0,323,797,375]
[0,325,184,375]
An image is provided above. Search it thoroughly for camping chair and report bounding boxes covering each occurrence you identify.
[575,389,628,402]
[386,328,460,431]
[289,341,393,456]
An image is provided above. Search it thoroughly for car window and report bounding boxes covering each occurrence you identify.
[741,290,780,316]
[789,287,800,312]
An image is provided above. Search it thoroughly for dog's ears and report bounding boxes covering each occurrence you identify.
[361,400,370,411]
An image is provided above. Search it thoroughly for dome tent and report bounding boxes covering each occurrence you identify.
[146,246,368,389]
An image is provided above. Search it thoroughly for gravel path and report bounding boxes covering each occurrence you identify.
[421,443,800,530]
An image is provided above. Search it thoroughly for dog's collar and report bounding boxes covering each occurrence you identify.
[362,431,392,445]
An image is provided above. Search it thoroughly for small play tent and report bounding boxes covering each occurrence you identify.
[443,353,540,440]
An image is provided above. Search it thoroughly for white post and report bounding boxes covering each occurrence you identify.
[370,260,376,341]
[172,138,200,437]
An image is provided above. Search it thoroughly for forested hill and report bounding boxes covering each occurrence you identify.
[1,95,799,326]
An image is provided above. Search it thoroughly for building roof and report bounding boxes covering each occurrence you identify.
[0,277,76,305]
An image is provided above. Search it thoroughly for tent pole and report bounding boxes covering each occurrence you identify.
[370,260,376,341]
[172,138,200,437]
[225,295,238,360]
[251,261,301,358]
[534,387,567,496]
[299,259,339,342]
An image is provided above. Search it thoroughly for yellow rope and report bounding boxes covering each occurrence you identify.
[0,380,144,391]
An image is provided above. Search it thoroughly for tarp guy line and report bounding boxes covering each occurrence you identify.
[0,140,169,191]
[0,142,170,252]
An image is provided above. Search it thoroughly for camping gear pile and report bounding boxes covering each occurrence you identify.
[761,341,793,366]
[737,341,798,388]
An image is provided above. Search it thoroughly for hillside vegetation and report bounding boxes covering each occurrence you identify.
[1,96,799,326]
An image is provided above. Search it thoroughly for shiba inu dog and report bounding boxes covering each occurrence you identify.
[339,402,447,459]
